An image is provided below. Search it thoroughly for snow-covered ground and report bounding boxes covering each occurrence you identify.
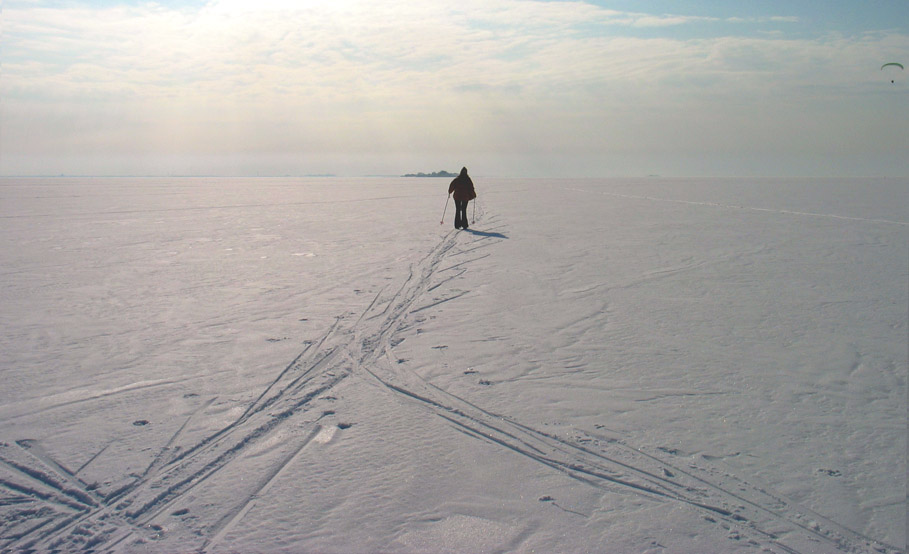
[1,176,906,553]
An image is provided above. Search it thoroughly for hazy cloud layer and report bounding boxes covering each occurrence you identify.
[2,0,907,176]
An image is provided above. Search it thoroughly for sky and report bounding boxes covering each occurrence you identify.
[1,0,907,177]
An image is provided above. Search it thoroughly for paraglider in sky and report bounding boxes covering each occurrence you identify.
[881,62,903,83]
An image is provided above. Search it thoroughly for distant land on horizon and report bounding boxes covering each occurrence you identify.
[403,170,456,178]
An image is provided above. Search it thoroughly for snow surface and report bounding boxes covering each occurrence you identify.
[1,176,906,553]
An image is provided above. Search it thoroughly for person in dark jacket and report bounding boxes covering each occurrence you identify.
[448,167,477,229]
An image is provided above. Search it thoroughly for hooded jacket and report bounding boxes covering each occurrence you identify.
[448,167,477,202]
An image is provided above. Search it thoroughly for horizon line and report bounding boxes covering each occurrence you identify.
[1,173,907,180]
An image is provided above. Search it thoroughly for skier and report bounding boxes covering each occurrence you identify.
[448,167,476,229]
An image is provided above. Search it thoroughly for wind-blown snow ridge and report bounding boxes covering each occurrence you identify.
[0,201,902,553]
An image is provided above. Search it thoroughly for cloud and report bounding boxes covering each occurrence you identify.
[0,2,795,110]
[1,0,907,176]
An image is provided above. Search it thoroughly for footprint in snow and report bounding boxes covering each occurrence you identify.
[818,468,842,477]
[338,422,354,430]
[132,420,149,427]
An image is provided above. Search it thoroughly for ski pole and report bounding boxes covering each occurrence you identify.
[472,197,476,224]
[440,194,450,225]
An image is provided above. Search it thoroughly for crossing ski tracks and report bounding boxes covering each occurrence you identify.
[0,203,902,553]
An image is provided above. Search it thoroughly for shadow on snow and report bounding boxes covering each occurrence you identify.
[463,228,508,239]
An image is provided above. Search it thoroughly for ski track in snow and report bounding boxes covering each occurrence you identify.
[566,187,909,227]
[0,379,200,423]
[0,208,901,553]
